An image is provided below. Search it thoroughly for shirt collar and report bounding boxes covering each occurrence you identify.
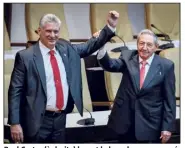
[39,41,56,56]
[139,53,155,66]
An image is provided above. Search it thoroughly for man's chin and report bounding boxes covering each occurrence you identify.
[49,41,56,44]
[48,41,56,46]
[140,54,149,60]
[46,43,56,49]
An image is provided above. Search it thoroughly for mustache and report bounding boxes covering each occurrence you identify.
[139,50,149,53]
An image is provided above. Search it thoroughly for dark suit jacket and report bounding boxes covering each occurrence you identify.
[99,50,176,141]
[8,25,115,137]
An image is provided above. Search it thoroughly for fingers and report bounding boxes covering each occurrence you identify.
[20,132,24,143]
[109,10,119,19]
[161,136,170,143]
[160,131,171,143]
[11,132,21,143]
[107,10,119,28]
[93,30,101,38]
[10,125,24,143]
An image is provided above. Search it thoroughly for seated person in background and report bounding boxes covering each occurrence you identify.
[8,11,119,143]
[97,29,176,143]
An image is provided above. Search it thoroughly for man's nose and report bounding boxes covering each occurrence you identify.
[143,44,147,50]
[50,31,55,37]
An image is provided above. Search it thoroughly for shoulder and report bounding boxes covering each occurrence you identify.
[56,38,73,51]
[17,47,33,57]
[15,44,35,61]
[56,38,71,47]
[155,54,174,71]
[120,50,138,60]
[156,54,174,66]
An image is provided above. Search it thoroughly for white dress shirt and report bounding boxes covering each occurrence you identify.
[38,25,115,111]
[97,49,154,81]
[39,41,69,111]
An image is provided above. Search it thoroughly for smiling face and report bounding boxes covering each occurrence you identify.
[38,22,60,50]
[137,33,158,60]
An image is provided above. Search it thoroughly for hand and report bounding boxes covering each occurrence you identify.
[10,124,24,143]
[107,10,119,28]
[160,131,171,143]
[93,30,101,38]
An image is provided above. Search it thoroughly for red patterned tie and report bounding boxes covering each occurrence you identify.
[140,61,147,89]
[49,50,64,110]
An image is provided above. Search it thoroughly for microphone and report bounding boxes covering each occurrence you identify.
[151,24,171,41]
[77,108,95,125]
[151,24,174,49]
[111,35,129,52]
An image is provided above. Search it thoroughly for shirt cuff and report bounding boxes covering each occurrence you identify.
[107,24,116,33]
[97,46,106,59]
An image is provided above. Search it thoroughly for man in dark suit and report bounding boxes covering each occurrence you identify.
[97,29,176,143]
[8,11,119,143]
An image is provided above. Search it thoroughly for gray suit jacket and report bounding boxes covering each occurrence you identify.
[98,50,176,141]
[8,25,115,137]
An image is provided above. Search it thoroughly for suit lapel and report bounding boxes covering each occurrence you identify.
[141,54,160,90]
[56,43,70,82]
[129,54,140,93]
[33,43,47,97]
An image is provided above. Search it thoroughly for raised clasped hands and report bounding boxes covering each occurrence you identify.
[92,10,119,38]
[107,10,119,28]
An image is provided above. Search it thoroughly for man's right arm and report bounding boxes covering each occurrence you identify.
[8,52,25,125]
[97,48,125,72]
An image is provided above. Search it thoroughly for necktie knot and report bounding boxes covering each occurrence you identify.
[141,60,147,66]
[49,50,55,56]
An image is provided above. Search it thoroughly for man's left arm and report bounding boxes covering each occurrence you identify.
[72,25,115,58]
[161,63,176,142]
[72,10,119,58]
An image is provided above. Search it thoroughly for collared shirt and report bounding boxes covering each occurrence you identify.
[97,49,154,81]
[39,41,69,110]
[139,53,154,80]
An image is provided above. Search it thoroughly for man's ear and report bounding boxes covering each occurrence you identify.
[155,43,159,49]
[37,27,41,36]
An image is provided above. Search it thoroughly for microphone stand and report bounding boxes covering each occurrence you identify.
[111,35,129,52]
[77,108,95,125]
[151,24,174,49]
[151,24,171,41]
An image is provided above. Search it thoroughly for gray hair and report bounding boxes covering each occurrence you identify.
[39,14,61,28]
[137,29,158,46]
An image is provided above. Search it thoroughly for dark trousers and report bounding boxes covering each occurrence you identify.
[118,124,137,143]
[118,124,160,143]
[24,111,66,143]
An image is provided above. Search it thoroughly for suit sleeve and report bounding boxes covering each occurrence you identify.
[72,25,115,58]
[98,51,125,72]
[162,63,176,132]
[8,52,25,125]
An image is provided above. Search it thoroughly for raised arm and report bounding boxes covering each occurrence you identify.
[97,48,125,72]
[72,10,119,58]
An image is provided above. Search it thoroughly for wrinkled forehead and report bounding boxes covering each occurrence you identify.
[41,22,60,30]
[138,34,155,44]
